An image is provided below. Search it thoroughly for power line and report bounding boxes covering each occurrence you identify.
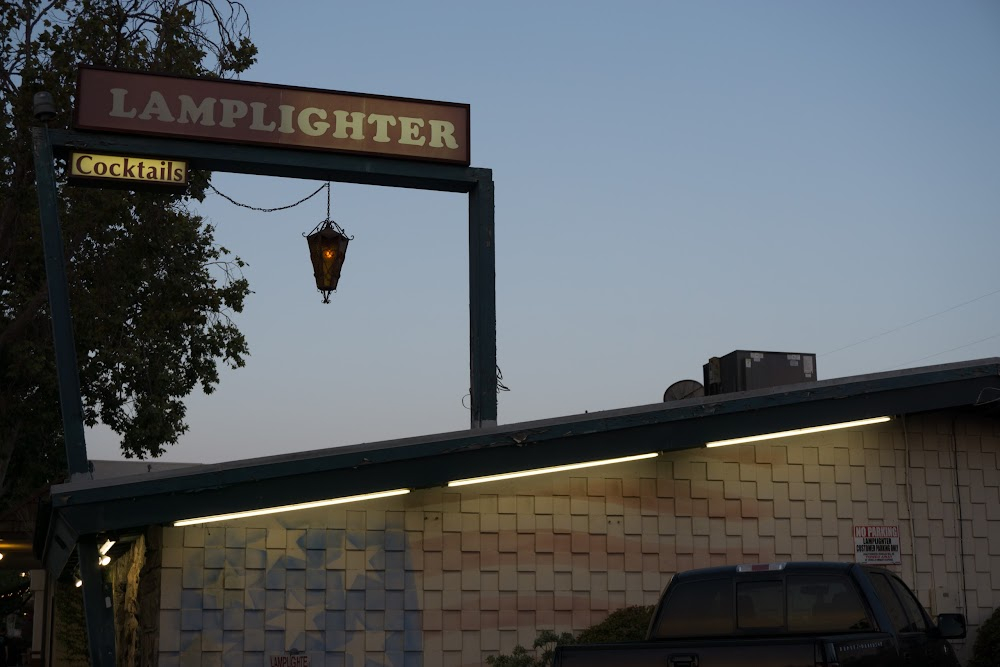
[882,331,1000,371]
[822,287,1000,357]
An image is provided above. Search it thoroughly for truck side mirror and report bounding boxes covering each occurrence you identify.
[936,613,966,639]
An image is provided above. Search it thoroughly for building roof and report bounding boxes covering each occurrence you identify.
[86,459,202,480]
[41,357,1000,575]
[0,487,48,572]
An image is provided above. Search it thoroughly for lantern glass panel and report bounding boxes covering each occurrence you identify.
[306,224,349,295]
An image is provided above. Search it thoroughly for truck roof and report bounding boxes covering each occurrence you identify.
[672,561,857,581]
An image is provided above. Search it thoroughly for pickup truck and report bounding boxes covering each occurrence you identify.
[552,561,967,667]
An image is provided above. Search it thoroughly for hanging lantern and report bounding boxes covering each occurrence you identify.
[305,219,350,303]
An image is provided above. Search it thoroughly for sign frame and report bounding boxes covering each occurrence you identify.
[74,65,471,166]
[35,67,491,667]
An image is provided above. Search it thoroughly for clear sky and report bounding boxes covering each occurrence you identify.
[86,0,1000,464]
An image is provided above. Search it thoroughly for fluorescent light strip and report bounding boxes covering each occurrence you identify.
[173,489,411,527]
[705,416,892,448]
[448,452,658,487]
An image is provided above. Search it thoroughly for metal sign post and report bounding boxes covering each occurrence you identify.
[33,117,496,663]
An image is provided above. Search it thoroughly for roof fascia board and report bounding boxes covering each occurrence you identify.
[43,511,78,577]
[50,365,1000,536]
[52,358,1000,504]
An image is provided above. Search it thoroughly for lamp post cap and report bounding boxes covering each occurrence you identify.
[33,91,57,121]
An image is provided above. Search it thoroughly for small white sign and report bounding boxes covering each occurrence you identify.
[854,525,901,565]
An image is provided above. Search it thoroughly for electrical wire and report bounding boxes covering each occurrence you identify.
[496,365,510,393]
[462,365,511,410]
[882,331,1000,371]
[822,287,1000,357]
[901,415,918,594]
[973,387,1000,407]
[950,417,969,616]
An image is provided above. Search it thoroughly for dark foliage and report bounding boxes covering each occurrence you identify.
[0,1,258,503]
[486,605,655,666]
[969,606,1000,667]
[577,605,654,644]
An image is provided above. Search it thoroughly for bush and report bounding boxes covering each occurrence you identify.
[577,605,654,644]
[485,630,574,667]
[969,606,1000,667]
[486,605,654,666]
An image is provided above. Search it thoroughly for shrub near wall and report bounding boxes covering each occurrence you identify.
[486,605,654,666]
[969,606,1000,667]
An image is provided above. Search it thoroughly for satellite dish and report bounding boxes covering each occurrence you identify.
[663,379,705,402]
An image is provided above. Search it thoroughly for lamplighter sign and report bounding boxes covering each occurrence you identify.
[74,66,470,165]
[854,524,901,565]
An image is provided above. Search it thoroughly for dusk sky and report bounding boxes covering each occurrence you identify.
[86,1,1000,464]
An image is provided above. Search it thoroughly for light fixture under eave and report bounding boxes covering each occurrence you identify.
[98,555,111,566]
[173,488,411,527]
[705,416,892,448]
[99,539,115,555]
[75,579,83,588]
[448,452,659,487]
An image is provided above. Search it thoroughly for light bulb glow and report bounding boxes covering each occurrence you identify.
[448,452,658,487]
[99,539,115,555]
[173,488,411,527]
[705,416,892,448]
[75,579,83,588]
[99,555,111,566]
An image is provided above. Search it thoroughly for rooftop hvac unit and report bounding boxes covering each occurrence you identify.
[703,350,817,396]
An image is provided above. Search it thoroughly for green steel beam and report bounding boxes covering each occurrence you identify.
[35,127,500,664]
[31,128,90,476]
[469,174,497,426]
[47,129,484,192]
[78,536,116,667]
[34,127,115,666]
[48,128,498,429]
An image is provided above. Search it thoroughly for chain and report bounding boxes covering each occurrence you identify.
[208,182,328,213]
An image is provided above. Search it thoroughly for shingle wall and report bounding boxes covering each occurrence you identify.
[154,411,1000,667]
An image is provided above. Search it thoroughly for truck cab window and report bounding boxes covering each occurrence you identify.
[887,574,930,633]
[652,577,734,638]
[787,575,873,633]
[738,580,783,629]
[869,571,917,633]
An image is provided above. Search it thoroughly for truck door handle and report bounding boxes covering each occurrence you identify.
[667,654,699,667]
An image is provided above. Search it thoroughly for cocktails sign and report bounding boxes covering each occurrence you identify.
[74,66,470,165]
[69,152,188,189]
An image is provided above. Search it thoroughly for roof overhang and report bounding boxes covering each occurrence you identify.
[42,358,1000,575]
